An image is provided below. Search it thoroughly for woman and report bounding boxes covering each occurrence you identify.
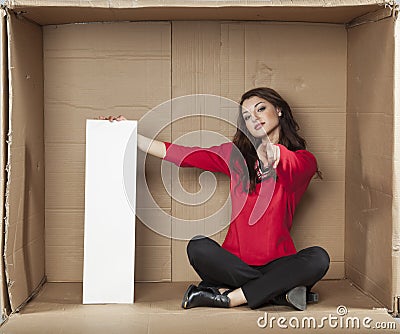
[101,87,330,311]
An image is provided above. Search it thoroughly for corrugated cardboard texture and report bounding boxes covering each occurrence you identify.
[171,22,230,281]
[346,16,395,310]
[0,280,397,333]
[43,22,171,282]
[7,0,386,7]
[171,21,347,281]
[6,12,45,311]
[42,20,347,285]
[2,2,397,317]
[0,8,10,318]
[348,5,393,27]
[394,17,400,312]
[4,1,386,25]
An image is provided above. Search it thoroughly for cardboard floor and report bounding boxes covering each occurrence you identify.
[0,280,398,333]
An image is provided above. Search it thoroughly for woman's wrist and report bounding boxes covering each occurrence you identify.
[137,134,166,158]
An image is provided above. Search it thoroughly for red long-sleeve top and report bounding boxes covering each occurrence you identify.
[162,141,317,266]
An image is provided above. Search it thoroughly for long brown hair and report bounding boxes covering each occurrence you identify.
[230,87,322,194]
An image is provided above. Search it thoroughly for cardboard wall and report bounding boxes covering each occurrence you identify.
[346,16,395,309]
[5,12,45,311]
[7,0,384,6]
[42,20,347,283]
[5,1,385,25]
[171,21,347,281]
[0,9,10,317]
[170,21,232,281]
[0,0,396,314]
[43,22,172,282]
[394,17,400,314]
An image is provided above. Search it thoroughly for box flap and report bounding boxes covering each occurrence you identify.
[4,0,389,25]
[346,15,395,311]
[0,8,10,320]
[393,12,400,316]
[5,0,389,8]
[5,10,45,312]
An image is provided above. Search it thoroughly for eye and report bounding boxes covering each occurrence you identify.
[257,107,266,112]
[244,115,251,121]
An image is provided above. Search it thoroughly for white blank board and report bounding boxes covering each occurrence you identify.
[83,119,137,304]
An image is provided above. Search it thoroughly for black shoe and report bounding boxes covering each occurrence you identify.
[197,285,234,296]
[197,285,221,295]
[271,286,307,311]
[307,291,319,303]
[181,284,230,309]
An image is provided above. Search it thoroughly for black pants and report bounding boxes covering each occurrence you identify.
[187,235,330,309]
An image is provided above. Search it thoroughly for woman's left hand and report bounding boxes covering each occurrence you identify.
[98,115,127,121]
[257,140,280,169]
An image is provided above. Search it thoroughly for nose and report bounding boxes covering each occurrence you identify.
[251,113,260,122]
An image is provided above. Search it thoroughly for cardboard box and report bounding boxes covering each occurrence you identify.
[0,0,399,331]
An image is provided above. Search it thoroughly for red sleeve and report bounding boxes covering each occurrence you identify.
[275,144,317,191]
[162,141,232,176]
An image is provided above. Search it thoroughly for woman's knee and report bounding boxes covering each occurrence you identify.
[299,246,330,277]
[309,246,330,276]
[186,235,211,263]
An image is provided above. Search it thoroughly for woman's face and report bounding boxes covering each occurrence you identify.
[241,96,281,142]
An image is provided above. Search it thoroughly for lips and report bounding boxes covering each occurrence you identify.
[254,122,265,130]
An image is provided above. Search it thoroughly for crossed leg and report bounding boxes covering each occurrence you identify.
[187,235,330,309]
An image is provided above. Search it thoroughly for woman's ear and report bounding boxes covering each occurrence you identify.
[276,108,282,117]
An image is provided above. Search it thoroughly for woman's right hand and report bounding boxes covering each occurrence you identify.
[98,115,127,121]
[257,139,280,169]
